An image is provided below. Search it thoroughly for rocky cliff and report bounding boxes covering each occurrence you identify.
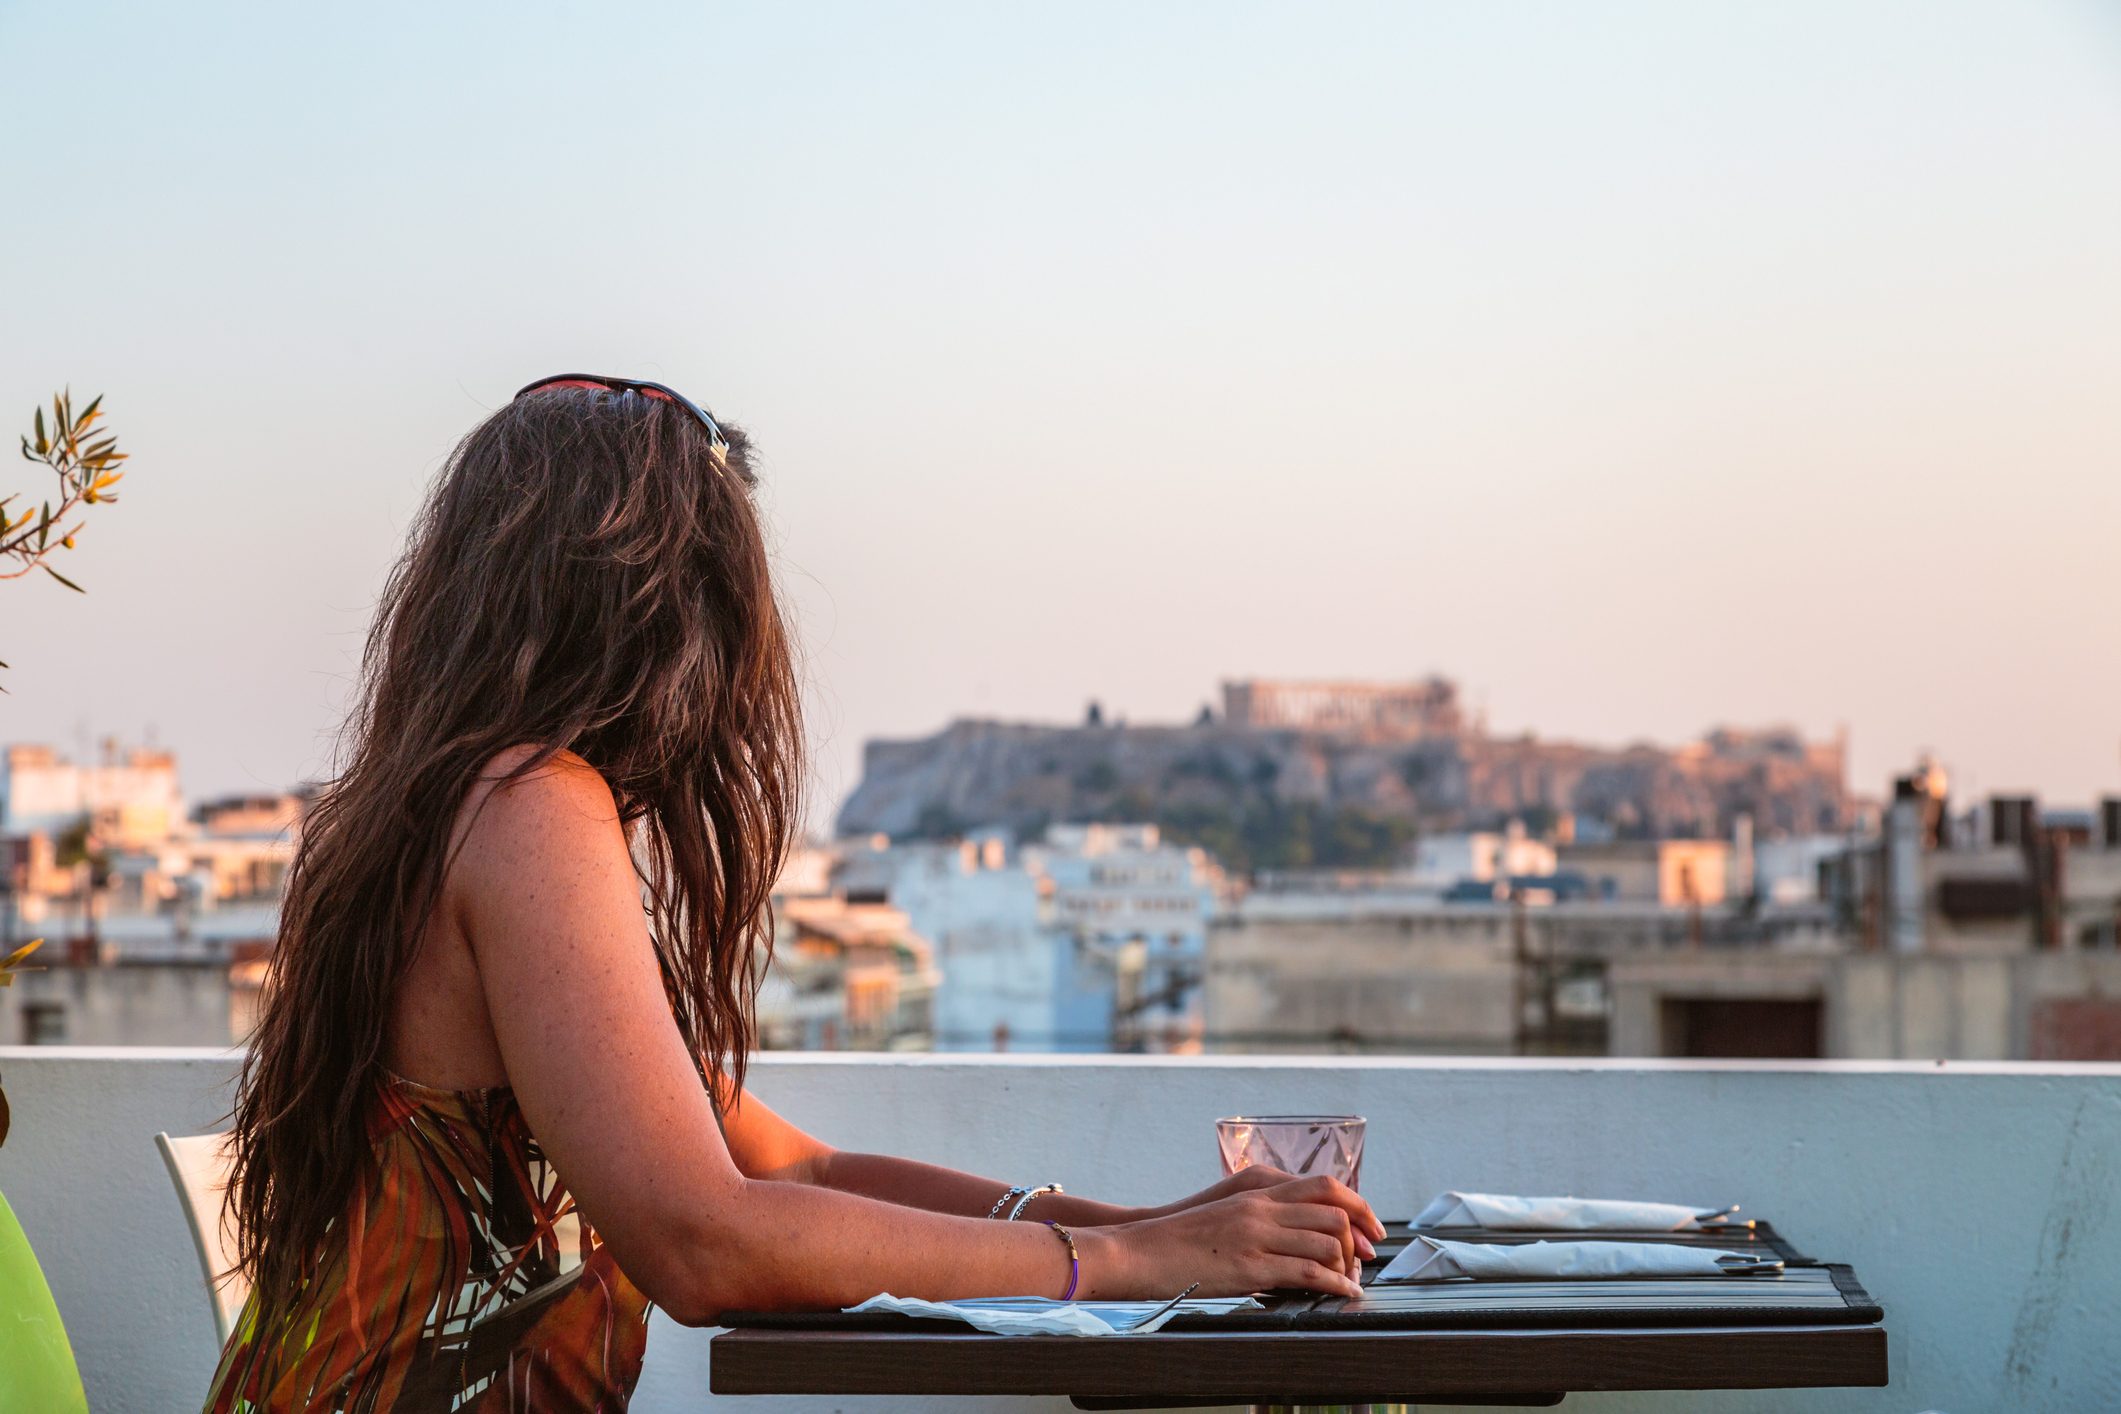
[836,714,1849,870]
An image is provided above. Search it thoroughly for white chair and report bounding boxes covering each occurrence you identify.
[153,1130,248,1346]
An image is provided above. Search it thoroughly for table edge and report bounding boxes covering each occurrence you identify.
[708,1320,1891,1397]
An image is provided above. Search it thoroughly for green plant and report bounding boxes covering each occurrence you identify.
[4,391,130,669]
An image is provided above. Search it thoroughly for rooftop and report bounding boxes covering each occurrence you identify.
[3,1047,2116,1412]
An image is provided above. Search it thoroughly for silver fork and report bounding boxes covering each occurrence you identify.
[1127,1282,1203,1332]
[1694,1205,1757,1230]
[1715,1255,1784,1275]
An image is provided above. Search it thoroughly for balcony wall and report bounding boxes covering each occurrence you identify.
[1,1048,2116,1413]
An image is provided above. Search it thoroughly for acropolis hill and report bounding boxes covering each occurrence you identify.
[835,679,1851,870]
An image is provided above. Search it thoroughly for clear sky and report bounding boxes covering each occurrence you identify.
[3,1,2118,825]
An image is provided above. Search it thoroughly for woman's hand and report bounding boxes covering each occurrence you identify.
[1141,1164,1305,1219]
[1083,1174,1385,1301]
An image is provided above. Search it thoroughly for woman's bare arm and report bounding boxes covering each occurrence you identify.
[719,1088,1141,1225]
[722,1088,1372,1256]
[449,753,1379,1323]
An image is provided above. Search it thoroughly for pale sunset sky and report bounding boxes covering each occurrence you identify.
[3,1,2117,823]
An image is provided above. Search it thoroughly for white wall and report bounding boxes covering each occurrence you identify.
[1,1049,2117,1414]
[0,965,242,1048]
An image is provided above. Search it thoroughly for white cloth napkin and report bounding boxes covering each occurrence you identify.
[1377,1236,1755,1284]
[1415,1191,1713,1232]
[845,1293,1259,1337]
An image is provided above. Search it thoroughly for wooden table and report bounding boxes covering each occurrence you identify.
[710,1222,1889,1410]
[711,1321,1887,1408]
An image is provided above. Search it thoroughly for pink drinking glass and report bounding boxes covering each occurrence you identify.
[1215,1114,1366,1191]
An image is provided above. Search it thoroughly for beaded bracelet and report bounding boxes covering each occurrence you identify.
[1044,1221,1081,1301]
[1006,1183,1064,1222]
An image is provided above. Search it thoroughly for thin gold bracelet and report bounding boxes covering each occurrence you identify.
[1045,1220,1081,1301]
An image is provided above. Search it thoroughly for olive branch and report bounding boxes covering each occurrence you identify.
[6,390,129,588]
[3,390,130,674]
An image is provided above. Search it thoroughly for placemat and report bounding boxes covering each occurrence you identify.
[1373,1219,1812,1266]
[1177,1264,1881,1331]
[724,1265,1881,1334]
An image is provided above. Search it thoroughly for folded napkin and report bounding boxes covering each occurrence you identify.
[1377,1236,1759,1284]
[1415,1191,1714,1232]
[844,1293,1259,1337]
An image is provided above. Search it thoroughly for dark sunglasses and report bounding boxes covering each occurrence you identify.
[514,373,752,485]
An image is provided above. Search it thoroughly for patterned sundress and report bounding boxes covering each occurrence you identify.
[203,1074,650,1412]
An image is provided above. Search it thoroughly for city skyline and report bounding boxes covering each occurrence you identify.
[5,10,2117,1410]
[4,1,2118,823]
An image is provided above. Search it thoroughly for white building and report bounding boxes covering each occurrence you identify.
[1029,825,1219,1054]
[7,786,299,963]
[0,742,184,847]
[1409,822,1557,889]
[1,744,301,1043]
[1749,835,1849,904]
[757,893,939,1053]
[836,824,1221,1054]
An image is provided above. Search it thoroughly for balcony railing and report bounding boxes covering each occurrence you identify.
[1,1047,2116,1412]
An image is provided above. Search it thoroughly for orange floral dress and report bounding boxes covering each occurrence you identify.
[203,1075,649,1412]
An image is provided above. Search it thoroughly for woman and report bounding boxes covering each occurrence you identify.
[211,375,1382,1412]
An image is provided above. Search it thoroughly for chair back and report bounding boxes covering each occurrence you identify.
[153,1130,248,1346]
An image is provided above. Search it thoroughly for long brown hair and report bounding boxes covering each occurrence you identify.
[228,386,801,1302]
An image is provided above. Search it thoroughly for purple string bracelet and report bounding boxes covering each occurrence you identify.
[1045,1221,1080,1301]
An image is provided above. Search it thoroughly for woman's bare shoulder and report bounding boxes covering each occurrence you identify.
[449,746,626,883]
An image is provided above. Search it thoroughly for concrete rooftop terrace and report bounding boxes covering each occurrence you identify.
[1,1049,2116,1412]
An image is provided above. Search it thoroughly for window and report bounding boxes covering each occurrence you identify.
[21,1001,67,1045]
[1659,997,1821,1059]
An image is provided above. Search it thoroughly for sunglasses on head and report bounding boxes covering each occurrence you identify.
[514,373,753,486]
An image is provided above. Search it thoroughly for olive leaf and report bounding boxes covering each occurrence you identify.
[0,937,44,984]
